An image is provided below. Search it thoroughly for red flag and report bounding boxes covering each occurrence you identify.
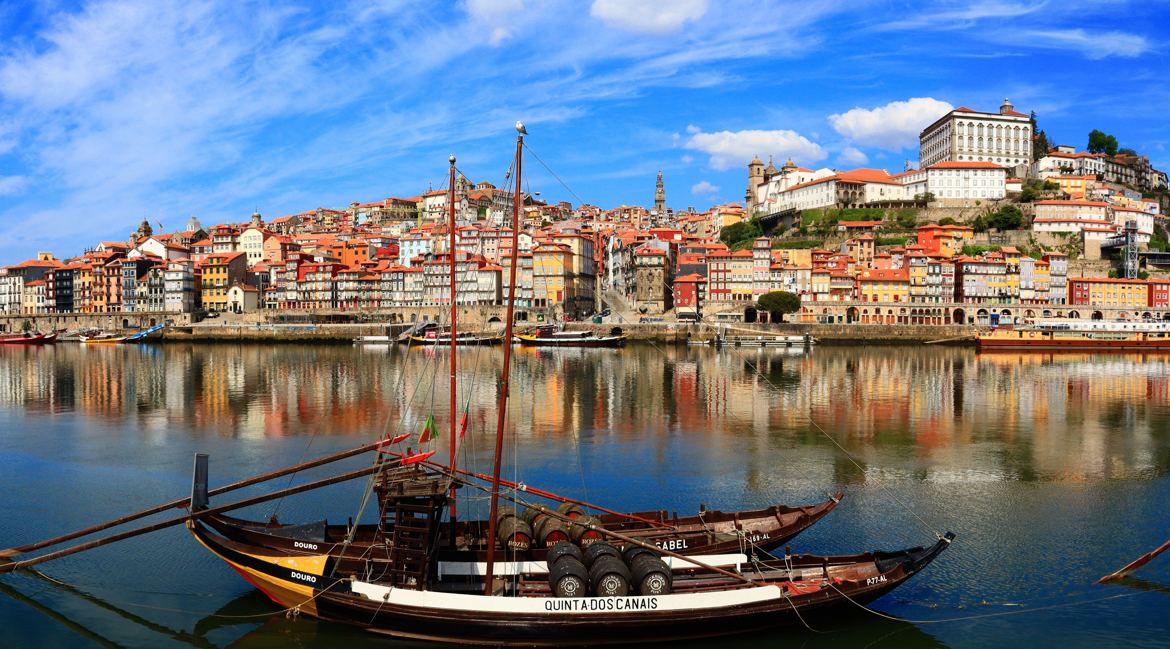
[458,412,469,440]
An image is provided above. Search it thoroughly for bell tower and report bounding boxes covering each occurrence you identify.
[654,171,665,213]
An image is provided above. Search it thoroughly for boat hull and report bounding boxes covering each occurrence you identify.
[79,337,126,345]
[977,335,1170,351]
[409,335,505,346]
[201,494,842,566]
[190,520,950,646]
[516,335,625,348]
[0,332,57,345]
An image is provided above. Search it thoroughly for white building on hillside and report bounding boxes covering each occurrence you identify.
[919,99,1032,173]
[1034,150,1107,178]
[922,161,1007,206]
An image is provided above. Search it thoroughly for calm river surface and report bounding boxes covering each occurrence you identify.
[2,342,1170,648]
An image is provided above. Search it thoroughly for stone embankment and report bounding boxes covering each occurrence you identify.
[156,322,977,345]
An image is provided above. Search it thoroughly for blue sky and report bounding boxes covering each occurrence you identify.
[0,0,1167,264]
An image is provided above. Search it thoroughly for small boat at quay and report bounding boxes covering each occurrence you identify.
[0,331,57,345]
[516,325,625,347]
[410,329,505,346]
[79,333,126,345]
[977,319,1170,351]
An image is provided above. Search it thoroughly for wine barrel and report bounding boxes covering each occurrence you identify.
[556,502,586,520]
[529,511,551,537]
[621,545,657,565]
[496,516,532,551]
[536,516,571,546]
[521,506,542,526]
[546,541,583,568]
[589,556,631,597]
[548,557,588,598]
[496,506,518,525]
[629,555,672,595]
[569,515,605,545]
[582,541,620,568]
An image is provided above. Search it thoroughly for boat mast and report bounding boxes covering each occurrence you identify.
[448,154,458,522]
[483,122,525,595]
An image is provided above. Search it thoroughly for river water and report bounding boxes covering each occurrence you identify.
[1,342,1169,648]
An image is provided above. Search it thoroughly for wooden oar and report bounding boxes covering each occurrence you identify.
[0,462,386,575]
[428,461,677,530]
[1098,538,1170,584]
[0,438,392,559]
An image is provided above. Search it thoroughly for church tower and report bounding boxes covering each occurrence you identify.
[250,210,263,228]
[746,154,765,213]
[654,171,665,213]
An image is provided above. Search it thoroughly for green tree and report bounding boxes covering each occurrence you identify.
[20,320,32,333]
[757,291,801,323]
[1118,148,1137,156]
[1088,129,1119,156]
[719,219,762,247]
[938,217,957,226]
[986,205,1024,230]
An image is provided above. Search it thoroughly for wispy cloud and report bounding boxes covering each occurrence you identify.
[873,1,1047,31]
[1021,28,1151,59]
[590,0,708,34]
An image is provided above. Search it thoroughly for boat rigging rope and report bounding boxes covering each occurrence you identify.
[824,581,1149,625]
[782,590,824,634]
[336,317,448,556]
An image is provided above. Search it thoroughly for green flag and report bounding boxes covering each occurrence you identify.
[418,414,437,444]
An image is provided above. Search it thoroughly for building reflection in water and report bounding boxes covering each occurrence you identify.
[1,344,1168,482]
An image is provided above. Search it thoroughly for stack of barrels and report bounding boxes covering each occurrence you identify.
[501,502,606,549]
[546,541,672,598]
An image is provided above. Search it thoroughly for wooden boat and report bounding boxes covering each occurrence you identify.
[79,333,126,345]
[186,464,951,646]
[977,319,1170,351]
[196,489,842,565]
[0,331,57,345]
[516,325,625,347]
[410,329,505,346]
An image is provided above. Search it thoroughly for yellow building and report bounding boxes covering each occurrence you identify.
[1049,175,1094,199]
[532,243,573,308]
[198,252,247,312]
[857,268,909,303]
[1069,277,1150,308]
[905,253,929,302]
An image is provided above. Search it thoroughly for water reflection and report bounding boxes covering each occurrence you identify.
[1,345,1168,483]
[0,569,947,649]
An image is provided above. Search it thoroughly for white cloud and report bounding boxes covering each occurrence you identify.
[685,127,826,171]
[680,154,693,164]
[838,146,868,166]
[690,180,719,195]
[590,0,708,34]
[829,97,953,150]
[464,0,524,45]
[0,175,27,195]
[1022,29,1149,59]
[874,1,1046,31]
